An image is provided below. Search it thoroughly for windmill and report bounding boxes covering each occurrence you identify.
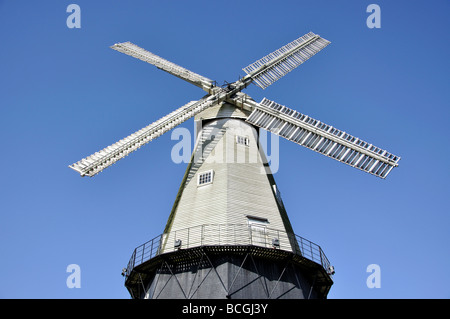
[70,32,400,299]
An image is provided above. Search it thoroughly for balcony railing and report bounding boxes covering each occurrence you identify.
[125,224,332,278]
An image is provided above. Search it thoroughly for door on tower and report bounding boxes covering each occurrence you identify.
[247,216,270,248]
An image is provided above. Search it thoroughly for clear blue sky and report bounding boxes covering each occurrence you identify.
[0,0,449,299]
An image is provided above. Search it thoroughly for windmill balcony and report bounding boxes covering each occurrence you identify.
[123,223,333,282]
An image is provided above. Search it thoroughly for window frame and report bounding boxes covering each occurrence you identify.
[197,169,214,187]
[236,135,250,146]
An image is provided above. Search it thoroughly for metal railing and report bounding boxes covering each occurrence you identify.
[125,224,331,278]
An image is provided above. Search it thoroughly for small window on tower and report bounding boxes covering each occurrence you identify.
[198,170,213,186]
[236,135,249,146]
[246,215,269,226]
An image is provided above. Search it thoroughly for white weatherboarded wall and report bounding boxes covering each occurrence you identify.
[161,104,295,253]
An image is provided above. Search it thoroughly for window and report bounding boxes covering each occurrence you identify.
[236,135,249,146]
[246,215,269,225]
[198,170,213,186]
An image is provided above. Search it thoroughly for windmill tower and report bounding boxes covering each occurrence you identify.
[70,32,400,299]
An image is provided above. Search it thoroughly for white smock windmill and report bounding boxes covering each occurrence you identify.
[70,32,400,299]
